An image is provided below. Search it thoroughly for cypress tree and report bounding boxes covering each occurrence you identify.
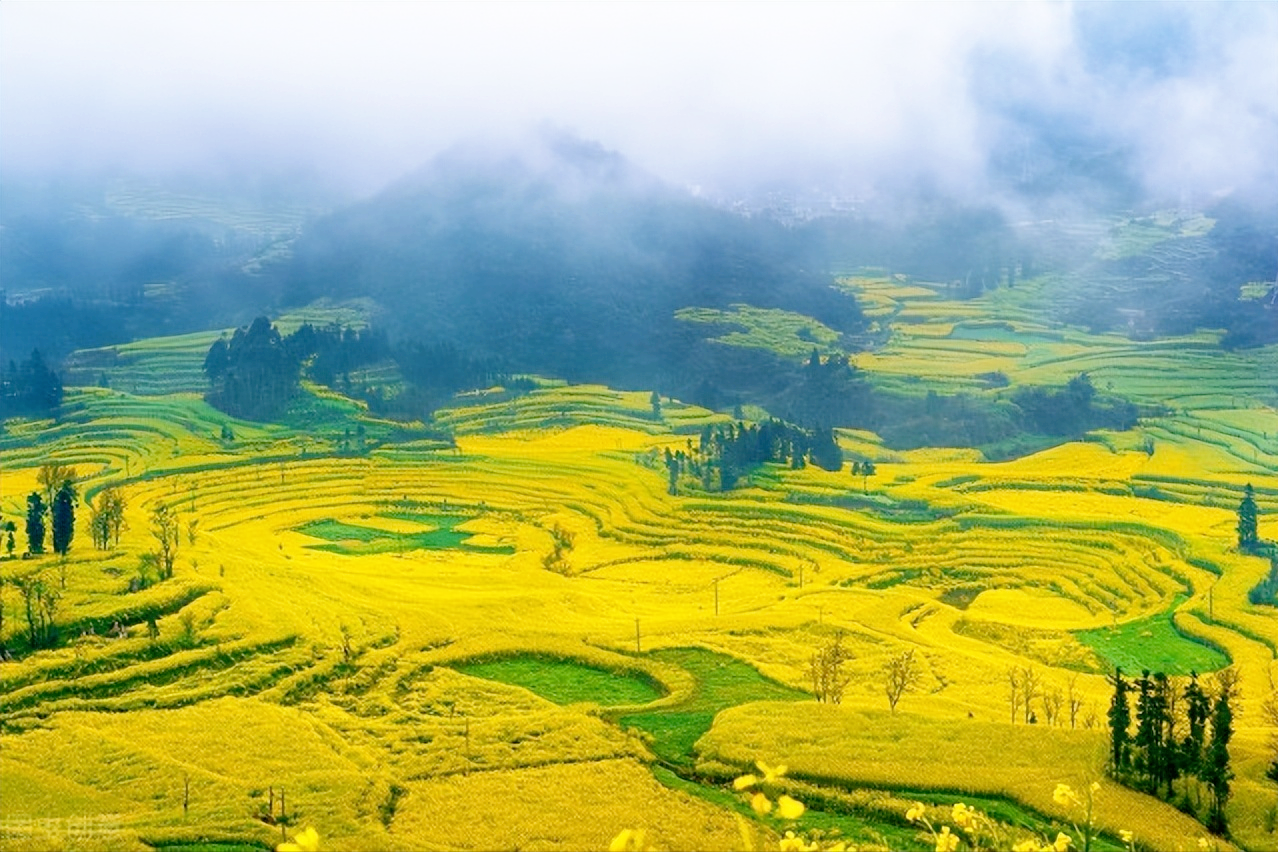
[1107,667,1132,774]
[25,493,46,555]
[1182,672,1210,781]
[1134,669,1157,787]
[1153,672,1177,795]
[1204,685,1235,834]
[51,481,76,557]
[1237,483,1259,550]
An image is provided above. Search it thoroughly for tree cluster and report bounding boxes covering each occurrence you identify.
[1012,373,1139,438]
[659,419,842,495]
[0,349,63,418]
[89,487,128,550]
[1108,667,1237,834]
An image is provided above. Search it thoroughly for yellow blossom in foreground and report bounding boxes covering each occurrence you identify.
[776,795,806,820]
[779,831,815,852]
[1052,784,1077,807]
[951,802,973,830]
[1120,829,1133,845]
[277,826,320,852]
[756,760,788,783]
[905,802,927,823]
[1053,831,1073,852]
[1012,841,1039,852]
[734,774,760,791]
[935,825,959,852]
[609,828,656,852]
[752,792,774,816]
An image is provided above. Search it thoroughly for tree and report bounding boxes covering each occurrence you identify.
[1203,677,1236,834]
[14,572,58,648]
[102,487,127,546]
[25,493,46,555]
[1007,667,1021,724]
[150,503,180,580]
[51,480,76,558]
[3,520,15,558]
[37,462,76,512]
[1237,483,1259,550]
[1182,671,1210,784]
[1020,665,1041,724]
[1107,668,1132,773]
[884,648,921,712]
[649,390,662,420]
[857,459,877,494]
[809,631,852,704]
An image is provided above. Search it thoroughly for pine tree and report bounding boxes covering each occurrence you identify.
[1134,670,1158,788]
[25,493,46,555]
[1182,672,1210,781]
[1153,672,1177,795]
[51,481,76,557]
[1203,684,1235,834]
[1237,483,1259,550]
[1107,667,1132,774]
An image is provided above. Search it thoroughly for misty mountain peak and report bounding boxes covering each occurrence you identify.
[391,127,663,204]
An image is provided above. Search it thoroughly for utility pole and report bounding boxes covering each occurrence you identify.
[635,618,641,653]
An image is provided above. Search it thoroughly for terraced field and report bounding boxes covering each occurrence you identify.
[1,279,1275,850]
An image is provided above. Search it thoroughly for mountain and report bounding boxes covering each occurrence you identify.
[282,131,864,391]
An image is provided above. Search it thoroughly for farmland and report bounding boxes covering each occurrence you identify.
[1,272,1276,851]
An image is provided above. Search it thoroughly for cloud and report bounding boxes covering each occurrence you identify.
[1,2,1274,203]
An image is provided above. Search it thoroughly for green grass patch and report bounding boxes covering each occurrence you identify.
[1075,607,1229,676]
[295,514,514,556]
[453,656,664,706]
[617,647,808,768]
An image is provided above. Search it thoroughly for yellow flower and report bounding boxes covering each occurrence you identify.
[951,802,973,829]
[752,792,774,816]
[905,802,927,823]
[1012,841,1039,852]
[1119,829,1133,846]
[1053,832,1073,852]
[277,826,320,852]
[756,760,788,783]
[778,831,814,852]
[935,826,960,852]
[609,829,649,852]
[776,795,806,820]
[734,774,760,791]
[1089,781,1101,793]
[1197,839,1211,851]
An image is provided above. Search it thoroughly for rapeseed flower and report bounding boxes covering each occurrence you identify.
[776,795,805,820]
[277,826,320,852]
[934,825,959,852]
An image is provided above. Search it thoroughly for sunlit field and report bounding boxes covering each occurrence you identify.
[2,274,1276,851]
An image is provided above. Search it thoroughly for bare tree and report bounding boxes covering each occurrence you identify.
[1007,667,1021,724]
[885,648,921,713]
[810,631,853,704]
[1020,665,1041,724]
[1043,686,1063,727]
[1067,673,1084,729]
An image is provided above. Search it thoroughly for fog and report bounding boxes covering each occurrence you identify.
[3,2,1276,204]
